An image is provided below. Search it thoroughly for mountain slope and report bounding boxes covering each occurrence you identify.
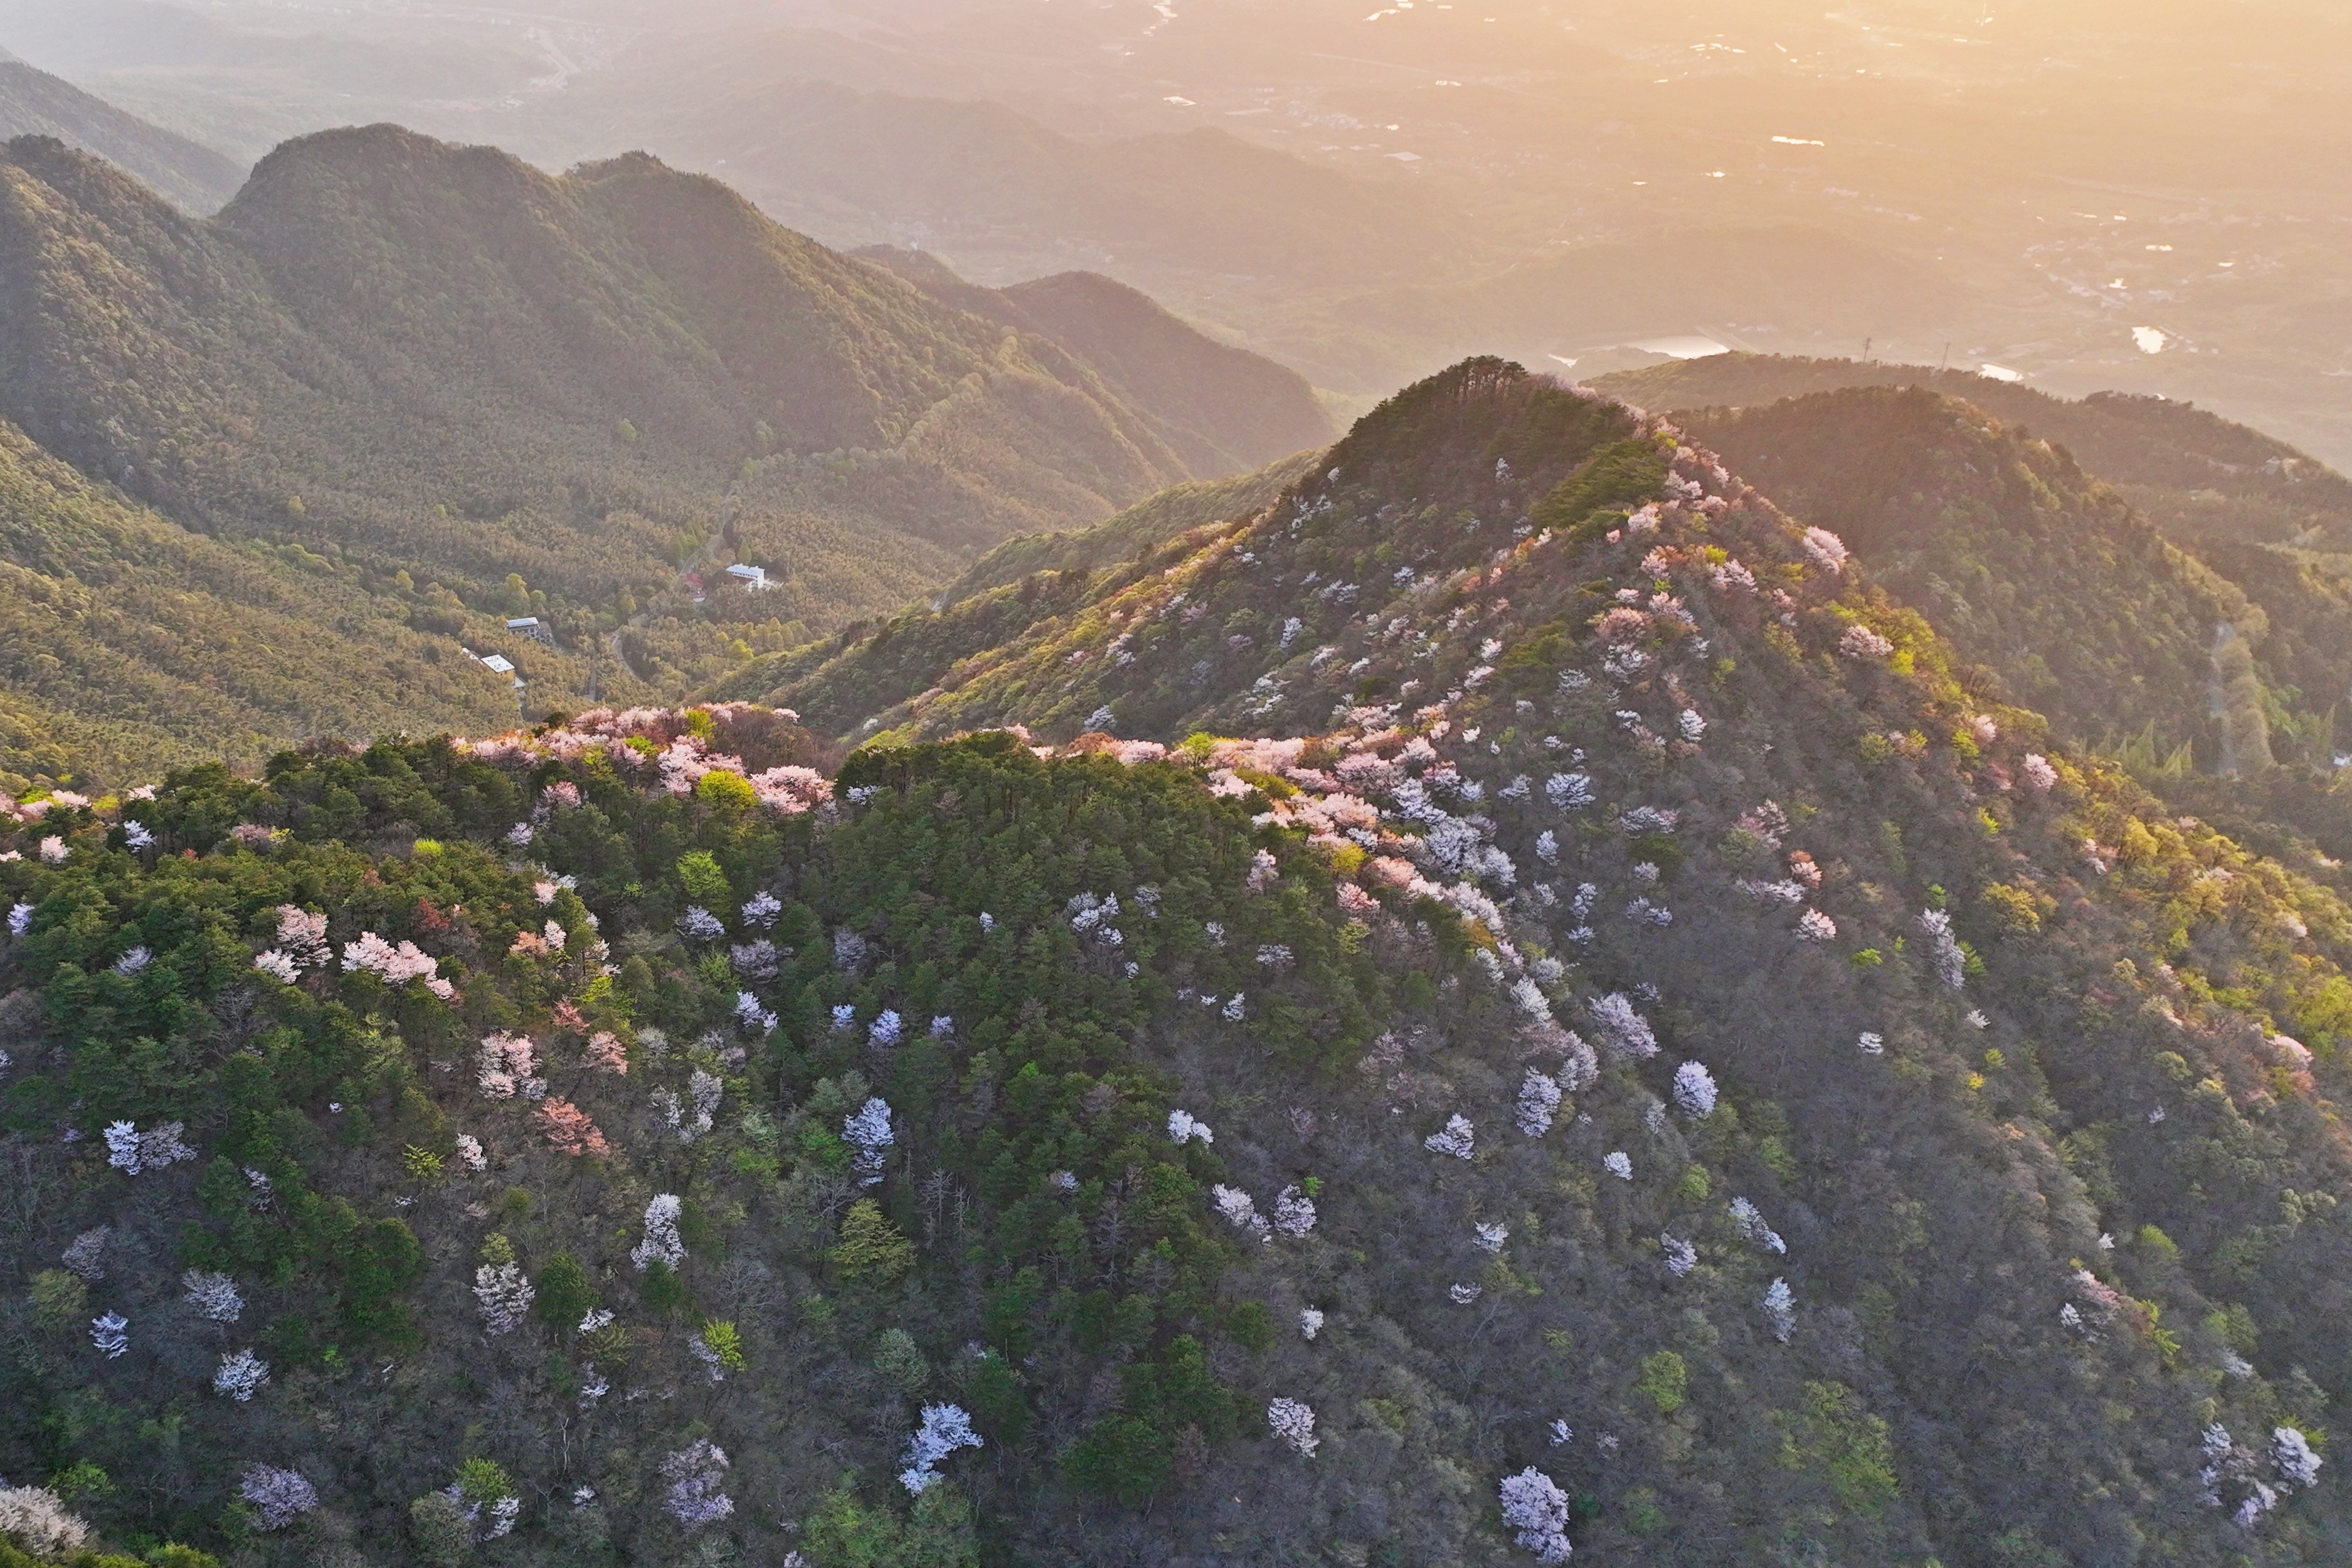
[0,56,241,212]
[1595,352,2352,550]
[1664,386,2274,763]
[7,362,2352,1566]
[857,248,1333,476]
[0,414,536,792]
[0,125,1342,768]
[718,450,1325,742]
[946,448,1325,604]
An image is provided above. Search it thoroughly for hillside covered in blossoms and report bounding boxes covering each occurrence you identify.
[4,361,2352,1567]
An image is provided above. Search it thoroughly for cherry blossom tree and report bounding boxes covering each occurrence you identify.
[342,932,441,987]
[729,940,780,980]
[1273,1185,1318,1238]
[630,1195,686,1271]
[2021,754,2058,793]
[455,1134,487,1172]
[1604,1152,1633,1180]
[661,1440,734,1532]
[214,1348,271,1401]
[1167,1110,1214,1145]
[1801,526,1849,573]
[474,1248,536,1337]
[1300,1307,1325,1340]
[1426,1114,1476,1159]
[1918,909,1966,989]
[1268,1398,1320,1456]
[1671,1061,1718,1118]
[1730,1198,1788,1254]
[1590,993,1658,1059]
[1516,1069,1562,1136]
[275,907,330,968]
[1498,1467,1574,1562]
[844,1097,894,1185]
[2273,1428,2323,1490]
[535,1099,609,1158]
[105,1120,194,1175]
[898,1404,983,1494]
[1762,1278,1796,1342]
[60,1228,108,1281]
[182,1270,243,1323]
[1838,625,1894,660]
[476,1034,544,1100]
[1211,1185,1271,1240]
[1663,1236,1698,1276]
[0,1486,91,1557]
[585,1032,628,1074]
[90,1311,129,1359]
[239,1465,319,1531]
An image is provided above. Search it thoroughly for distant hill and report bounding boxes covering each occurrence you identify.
[1595,352,2352,550]
[0,120,1345,780]
[0,124,1337,780]
[857,248,1331,475]
[531,72,1456,297]
[0,56,241,210]
[1288,226,1971,395]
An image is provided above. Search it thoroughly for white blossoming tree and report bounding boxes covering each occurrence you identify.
[1762,1278,1796,1342]
[1671,1061,1718,1118]
[1272,1185,1318,1238]
[661,1440,735,1532]
[213,1348,271,1401]
[474,1238,536,1336]
[182,1270,243,1323]
[1498,1467,1574,1562]
[630,1194,686,1271]
[1517,1068,1563,1136]
[898,1404,983,1494]
[1268,1397,1320,1456]
[238,1465,320,1531]
[844,1096,895,1185]
[1210,1184,1271,1240]
[1426,1114,1476,1159]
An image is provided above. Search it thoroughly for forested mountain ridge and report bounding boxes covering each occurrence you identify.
[1661,387,2296,770]
[6,359,2351,1567]
[1594,354,2352,552]
[851,252,1332,478]
[1590,358,2352,886]
[0,58,241,214]
[0,124,1329,784]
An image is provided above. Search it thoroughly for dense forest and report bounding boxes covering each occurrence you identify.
[6,361,2352,1567]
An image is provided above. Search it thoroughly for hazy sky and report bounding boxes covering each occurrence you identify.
[4,0,2345,459]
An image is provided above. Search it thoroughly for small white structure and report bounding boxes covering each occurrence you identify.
[724,563,769,590]
[477,654,515,675]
